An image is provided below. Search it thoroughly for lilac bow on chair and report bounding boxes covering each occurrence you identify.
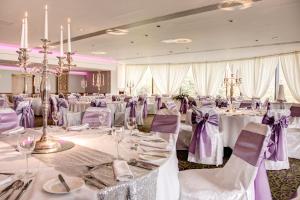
[0,98,5,108]
[126,100,137,118]
[188,99,197,109]
[16,104,34,128]
[13,96,24,110]
[139,97,148,118]
[189,111,219,158]
[155,96,162,110]
[179,97,189,114]
[262,114,289,161]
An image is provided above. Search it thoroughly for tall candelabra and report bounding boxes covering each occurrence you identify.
[224,73,241,104]
[126,81,135,95]
[92,72,105,94]
[17,6,76,154]
[80,78,87,95]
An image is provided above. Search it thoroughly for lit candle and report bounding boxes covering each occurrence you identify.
[44,5,48,40]
[67,18,71,52]
[20,18,25,48]
[60,25,63,57]
[24,12,28,48]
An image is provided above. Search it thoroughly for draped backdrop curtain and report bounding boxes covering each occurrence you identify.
[125,64,148,95]
[192,62,226,96]
[230,56,278,99]
[280,52,300,102]
[150,64,190,95]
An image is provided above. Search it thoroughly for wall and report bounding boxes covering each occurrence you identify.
[68,74,85,93]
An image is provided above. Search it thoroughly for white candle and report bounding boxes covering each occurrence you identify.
[44,5,48,40]
[92,73,95,85]
[102,74,104,85]
[24,12,28,48]
[20,18,25,48]
[60,25,63,57]
[67,18,71,52]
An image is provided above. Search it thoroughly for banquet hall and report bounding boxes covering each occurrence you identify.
[0,0,300,199]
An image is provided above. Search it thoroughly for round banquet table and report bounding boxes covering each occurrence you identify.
[0,108,18,133]
[0,127,179,200]
[185,108,265,149]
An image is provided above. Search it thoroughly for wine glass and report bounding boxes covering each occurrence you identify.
[98,113,107,128]
[52,111,60,127]
[126,117,137,135]
[113,126,124,160]
[17,132,36,178]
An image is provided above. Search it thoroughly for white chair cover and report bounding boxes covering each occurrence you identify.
[187,107,223,166]
[179,122,272,200]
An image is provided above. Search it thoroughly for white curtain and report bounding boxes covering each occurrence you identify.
[125,64,148,94]
[230,56,278,98]
[280,52,300,102]
[150,64,190,95]
[117,64,126,90]
[192,62,227,96]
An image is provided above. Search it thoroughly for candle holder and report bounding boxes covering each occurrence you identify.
[16,48,30,72]
[92,71,105,94]
[126,81,135,96]
[224,73,242,104]
[64,52,76,71]
[17,38,75,154]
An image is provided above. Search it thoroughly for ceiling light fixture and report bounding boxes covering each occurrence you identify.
[218,0,253,11]
[91,51,107,55]
[106,28,129,35]
[161,38,192,44]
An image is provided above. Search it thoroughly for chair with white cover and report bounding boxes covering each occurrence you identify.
[188,106,223,166]
[179,122,272,200]
[262,109,290,170]
[82,106,112,128]
[124,98,144,126]
[287,104,300,159]
[15,100,34,128]
[150,108,181,150]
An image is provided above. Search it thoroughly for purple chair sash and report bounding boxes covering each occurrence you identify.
[13,96,24,110]
[0,98,5,107]
[262,114,288,161]
[16,104,34,128]
[179,97,188,114]
[126,101,137,118]
[233,129,272,200]
[151,114,178,133]
[188,99,197,109]
[0,112,18,133]
[189,112,218,158]
[290,106,300,117]
[138,98,148,118]
[155,96,162,110]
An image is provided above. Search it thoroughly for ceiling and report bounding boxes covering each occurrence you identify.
[0,0,300,65]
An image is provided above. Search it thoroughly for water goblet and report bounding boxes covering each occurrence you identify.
[126,117,137,135]
[17,132,36,178]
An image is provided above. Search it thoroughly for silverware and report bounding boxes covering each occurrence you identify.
[85,173,108,187]
[82,176,105,189]
[4,180,24,200]
[0,172,14,176]
[128,159,159,170]
[0,180,22,198]
[14,179,32,200]
[58,174,70,192]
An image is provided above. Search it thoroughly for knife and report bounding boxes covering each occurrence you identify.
[14,179,32,200]
[58,174,70,192]
[0,180,20,197]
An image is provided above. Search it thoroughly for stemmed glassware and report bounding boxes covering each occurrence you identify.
[113,126,124,160]
[98,113,107,128]
[126,117,137,135]
[17,132,36,178]
[52,111,60,128]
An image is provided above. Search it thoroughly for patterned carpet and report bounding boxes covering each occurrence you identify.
[139,114,300,200]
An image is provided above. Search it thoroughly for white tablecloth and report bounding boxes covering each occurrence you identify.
[0,128,179,200]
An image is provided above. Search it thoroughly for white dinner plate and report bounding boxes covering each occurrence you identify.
[43,176,85,194]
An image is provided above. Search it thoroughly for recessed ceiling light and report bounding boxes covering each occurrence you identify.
[130,41,134,44]
[91,51,107,55]
[228,19,234,23]
[106,29,129,35]
[219,0,253,11]
[255,39,259,42]
[161,38,192,44]
[156,25,161,28]
[145,34,149,37]
[272,36,279,39]
[169,50,173,54]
